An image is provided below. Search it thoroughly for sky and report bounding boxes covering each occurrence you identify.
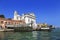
[0,0,60,27]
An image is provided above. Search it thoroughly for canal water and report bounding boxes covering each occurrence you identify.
[0,28,60,40]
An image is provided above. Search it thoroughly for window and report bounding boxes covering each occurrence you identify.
[28,18,30,22]
[8,22,10,24]
[1,21,3,24]
[17,17,18,20]
[5,22,7,24]
[15,23,16,24]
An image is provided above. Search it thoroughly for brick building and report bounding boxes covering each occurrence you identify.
[0,18,25,29]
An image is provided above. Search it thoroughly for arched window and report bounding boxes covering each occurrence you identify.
[28,18,30,22]
[8,22,10,24]
[5,22,7,24]
[1,21,3,24]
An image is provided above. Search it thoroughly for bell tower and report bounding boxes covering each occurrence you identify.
[14,11,18,20]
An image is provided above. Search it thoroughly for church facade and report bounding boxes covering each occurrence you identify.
[13,11,37,29]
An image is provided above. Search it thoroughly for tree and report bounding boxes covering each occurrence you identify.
[8,18,12,20]
[0,15,5,18]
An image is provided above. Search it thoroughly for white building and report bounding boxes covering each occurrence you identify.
[13,11,37,29]
[14,11,21,20]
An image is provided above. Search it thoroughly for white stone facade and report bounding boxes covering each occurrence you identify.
[13,11,37,29]
[14,11,21,20]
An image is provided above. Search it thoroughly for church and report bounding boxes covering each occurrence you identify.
[13,11,37,29]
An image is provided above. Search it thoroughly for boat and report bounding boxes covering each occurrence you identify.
[40,27,52,31]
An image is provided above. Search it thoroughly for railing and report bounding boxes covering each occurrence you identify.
[6,24,31,27]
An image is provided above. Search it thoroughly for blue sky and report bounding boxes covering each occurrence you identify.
[0,0,60,27]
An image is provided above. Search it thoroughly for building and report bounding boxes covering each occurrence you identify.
[0,18,25,29]
[13,11,37,29]
[13,11,21,20]
[37,23,48,28]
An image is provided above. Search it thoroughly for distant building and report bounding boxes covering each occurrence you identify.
[37,23,48,27]
[13,11,37,29]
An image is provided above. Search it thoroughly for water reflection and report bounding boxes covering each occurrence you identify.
[0,31,53,40]
[32,31,52,40]
[32,31,38,40]
[0,32,33,40]
[0,32,5,40]
[37,31,51,40]
[0,29,60,40]
[0,32,14,40]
